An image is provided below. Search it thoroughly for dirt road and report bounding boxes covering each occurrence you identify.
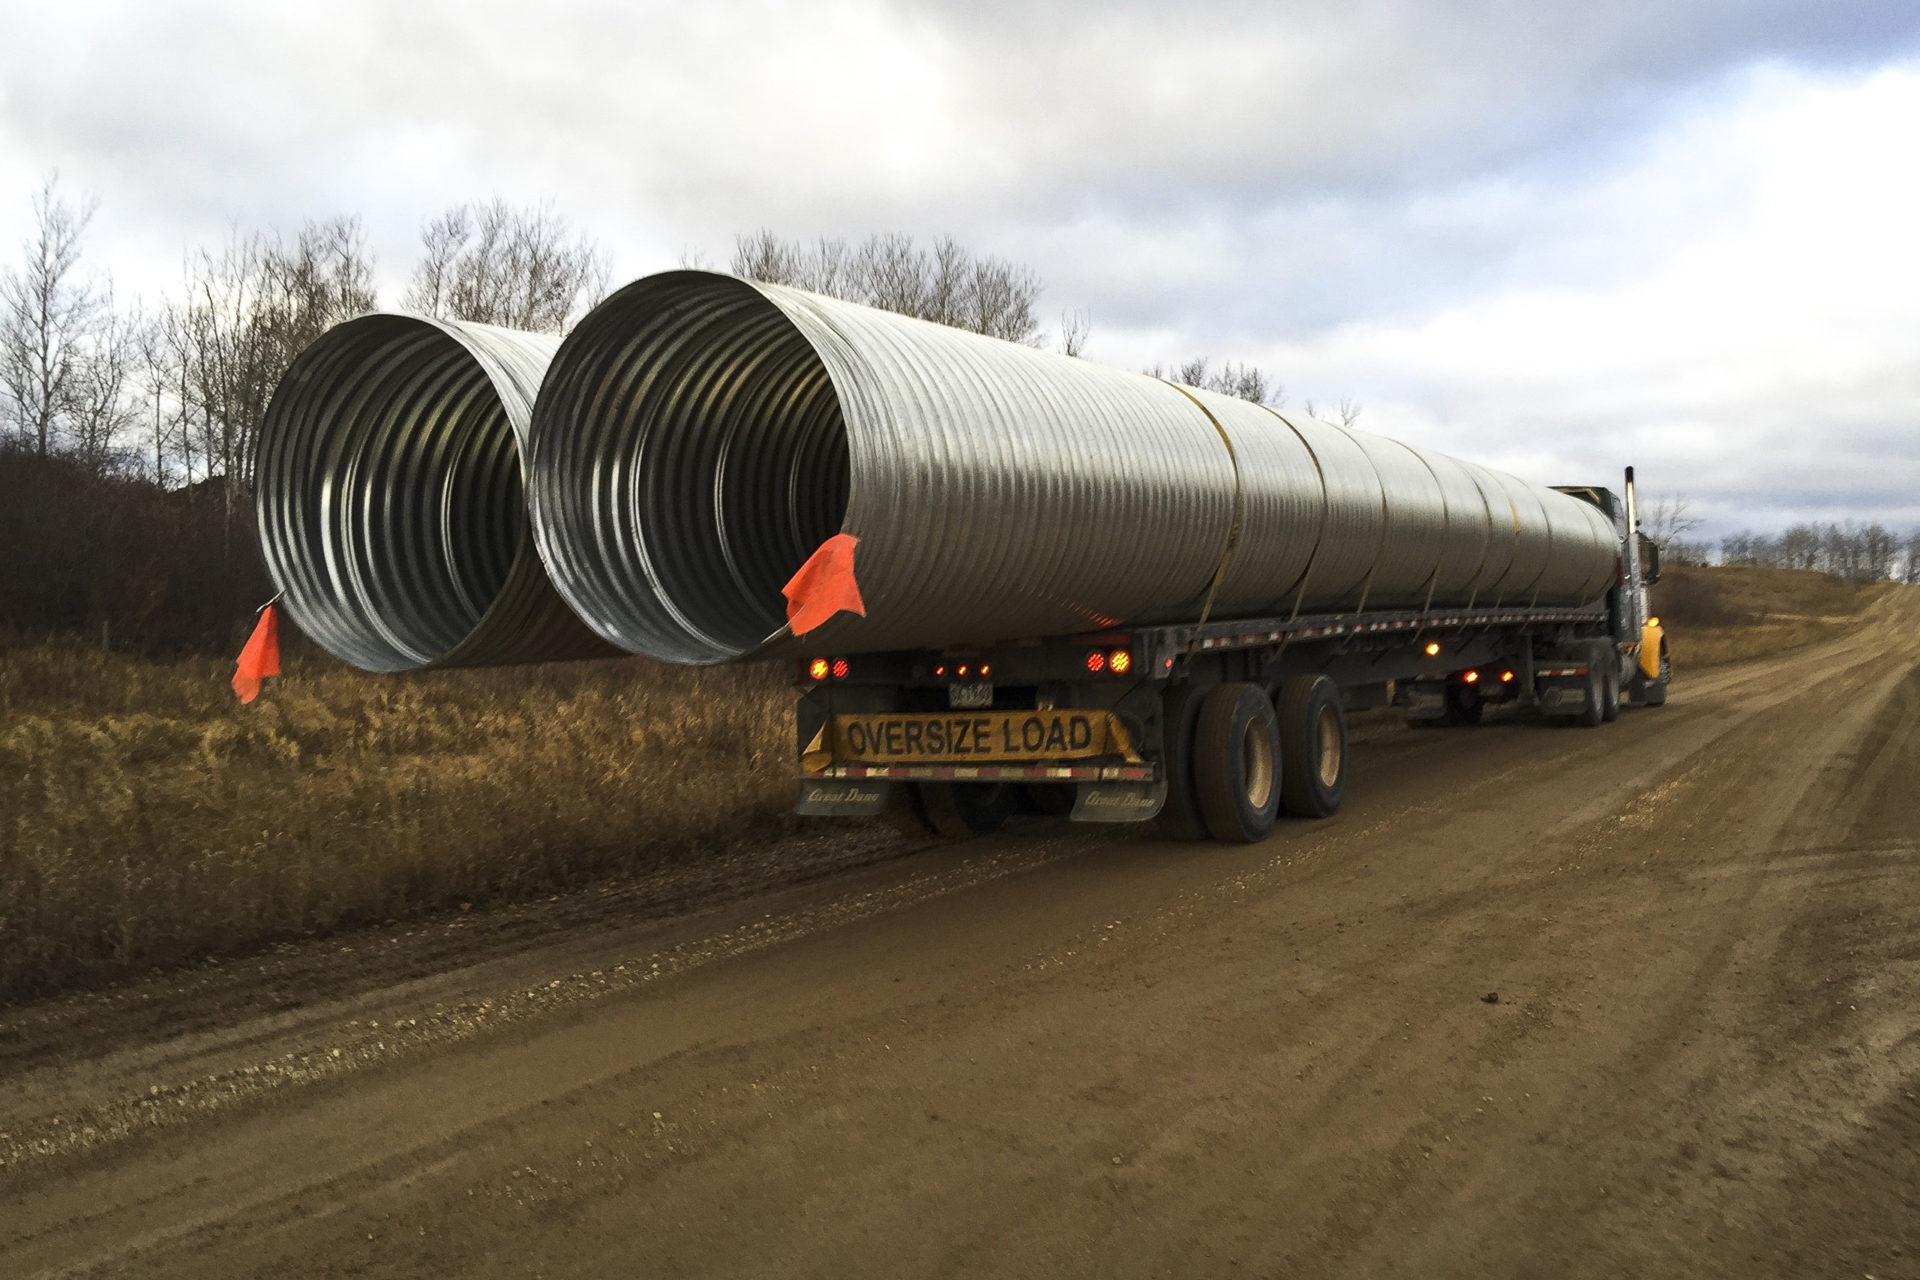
[5,591,1918,1278]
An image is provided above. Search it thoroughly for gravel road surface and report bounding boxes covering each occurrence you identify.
[4,590,1917,1278]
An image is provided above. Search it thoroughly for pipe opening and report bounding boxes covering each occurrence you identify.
[258,315,528,671]
[531,273,851,663]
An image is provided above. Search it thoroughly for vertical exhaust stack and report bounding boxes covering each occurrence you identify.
[255,314,616,672]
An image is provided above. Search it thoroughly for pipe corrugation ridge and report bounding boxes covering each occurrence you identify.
[528,271,1618,664]
[255,313,616,671]
[1265,410,1388,609]
[1345,430,1447,608]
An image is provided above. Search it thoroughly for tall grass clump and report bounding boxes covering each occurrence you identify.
[0,643,797,1000]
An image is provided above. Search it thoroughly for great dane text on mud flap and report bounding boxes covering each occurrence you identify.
[1072,779,1168,823]
[795,779,891,816]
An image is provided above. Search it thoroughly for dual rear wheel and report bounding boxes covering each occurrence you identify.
[1162,675,1348,844]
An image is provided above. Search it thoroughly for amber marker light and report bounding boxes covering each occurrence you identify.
[1086,650,1106,673]
[808,658,830,681]
[1110,649,1132,674]
[832,659,850,679]
[1424,642,1441,656]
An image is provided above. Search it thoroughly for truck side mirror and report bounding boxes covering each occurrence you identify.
[1639,532,1662,585]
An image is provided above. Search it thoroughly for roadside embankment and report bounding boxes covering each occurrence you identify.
[0,646,795,1000]
[1653,564,1903,667]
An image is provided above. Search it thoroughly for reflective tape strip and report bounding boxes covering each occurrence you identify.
[805,764,1156,782]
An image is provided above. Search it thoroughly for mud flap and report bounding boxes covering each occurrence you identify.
[795,778,892,816]
[1537,678,1592,717]
[1071,778,1167,823]
[1404,681,1447,722]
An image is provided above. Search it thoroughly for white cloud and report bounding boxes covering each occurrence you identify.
[1083,62,1920,536]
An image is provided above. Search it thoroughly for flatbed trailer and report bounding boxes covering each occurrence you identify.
[792,469,1671,842]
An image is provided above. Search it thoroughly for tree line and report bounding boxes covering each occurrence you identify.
[1720,522,1920,584]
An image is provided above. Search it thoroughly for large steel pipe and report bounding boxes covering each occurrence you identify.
[528,271,1618,664]
[256,313,615,671]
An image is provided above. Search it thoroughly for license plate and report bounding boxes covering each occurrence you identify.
[948,680,994,709]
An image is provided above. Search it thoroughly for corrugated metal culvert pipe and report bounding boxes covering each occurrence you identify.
[255,313,617,671]
[527,270,1619,665]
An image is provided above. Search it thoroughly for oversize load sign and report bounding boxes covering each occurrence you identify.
[802,710,1140,770]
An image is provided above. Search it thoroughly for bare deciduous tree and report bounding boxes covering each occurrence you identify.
[1146,356,1280,406]
[163,216,376,507]
[64,296,141,476]
[1714,519,1915,582]
[1058,309,1090,358]
[1301,396,1363,427]
[1641,492,1702,547]
[0,176,107,458]
[406,200,610,333]
[728,230,1043,345]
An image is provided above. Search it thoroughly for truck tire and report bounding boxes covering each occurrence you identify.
[1592,642,1622,722]
[1276,675,1347,819]
[918,782,1016,837]
[1194,683,1282,843]
[1576,654,1606,728]
[1444,683,1485,726]
[1156,684,1211,841]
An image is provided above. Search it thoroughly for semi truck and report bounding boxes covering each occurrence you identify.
[792,469,1668,843]
[257,272,1673,852]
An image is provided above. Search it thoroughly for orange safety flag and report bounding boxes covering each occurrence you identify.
[232,603,282,704]
[782,533,866,636]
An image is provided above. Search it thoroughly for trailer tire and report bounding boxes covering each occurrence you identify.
[917,782,1016,837]
[1155,684,1211,841]
[1276,675,1347,819]
[1194,683,1282,843]
[1599,647,1622,722]
[1444,683,1485,726]
[1576,654,1606,728]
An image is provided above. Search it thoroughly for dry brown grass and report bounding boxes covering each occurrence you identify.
[1652,564,1903,668]
[0,645,796,1000]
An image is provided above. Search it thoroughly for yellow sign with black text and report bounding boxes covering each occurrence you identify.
[801,710,1140,772]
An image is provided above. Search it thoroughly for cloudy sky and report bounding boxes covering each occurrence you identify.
[3,0,1918,540]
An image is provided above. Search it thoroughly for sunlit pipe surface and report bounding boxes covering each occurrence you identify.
[528,271,1619,665]
[256,313,616,671]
